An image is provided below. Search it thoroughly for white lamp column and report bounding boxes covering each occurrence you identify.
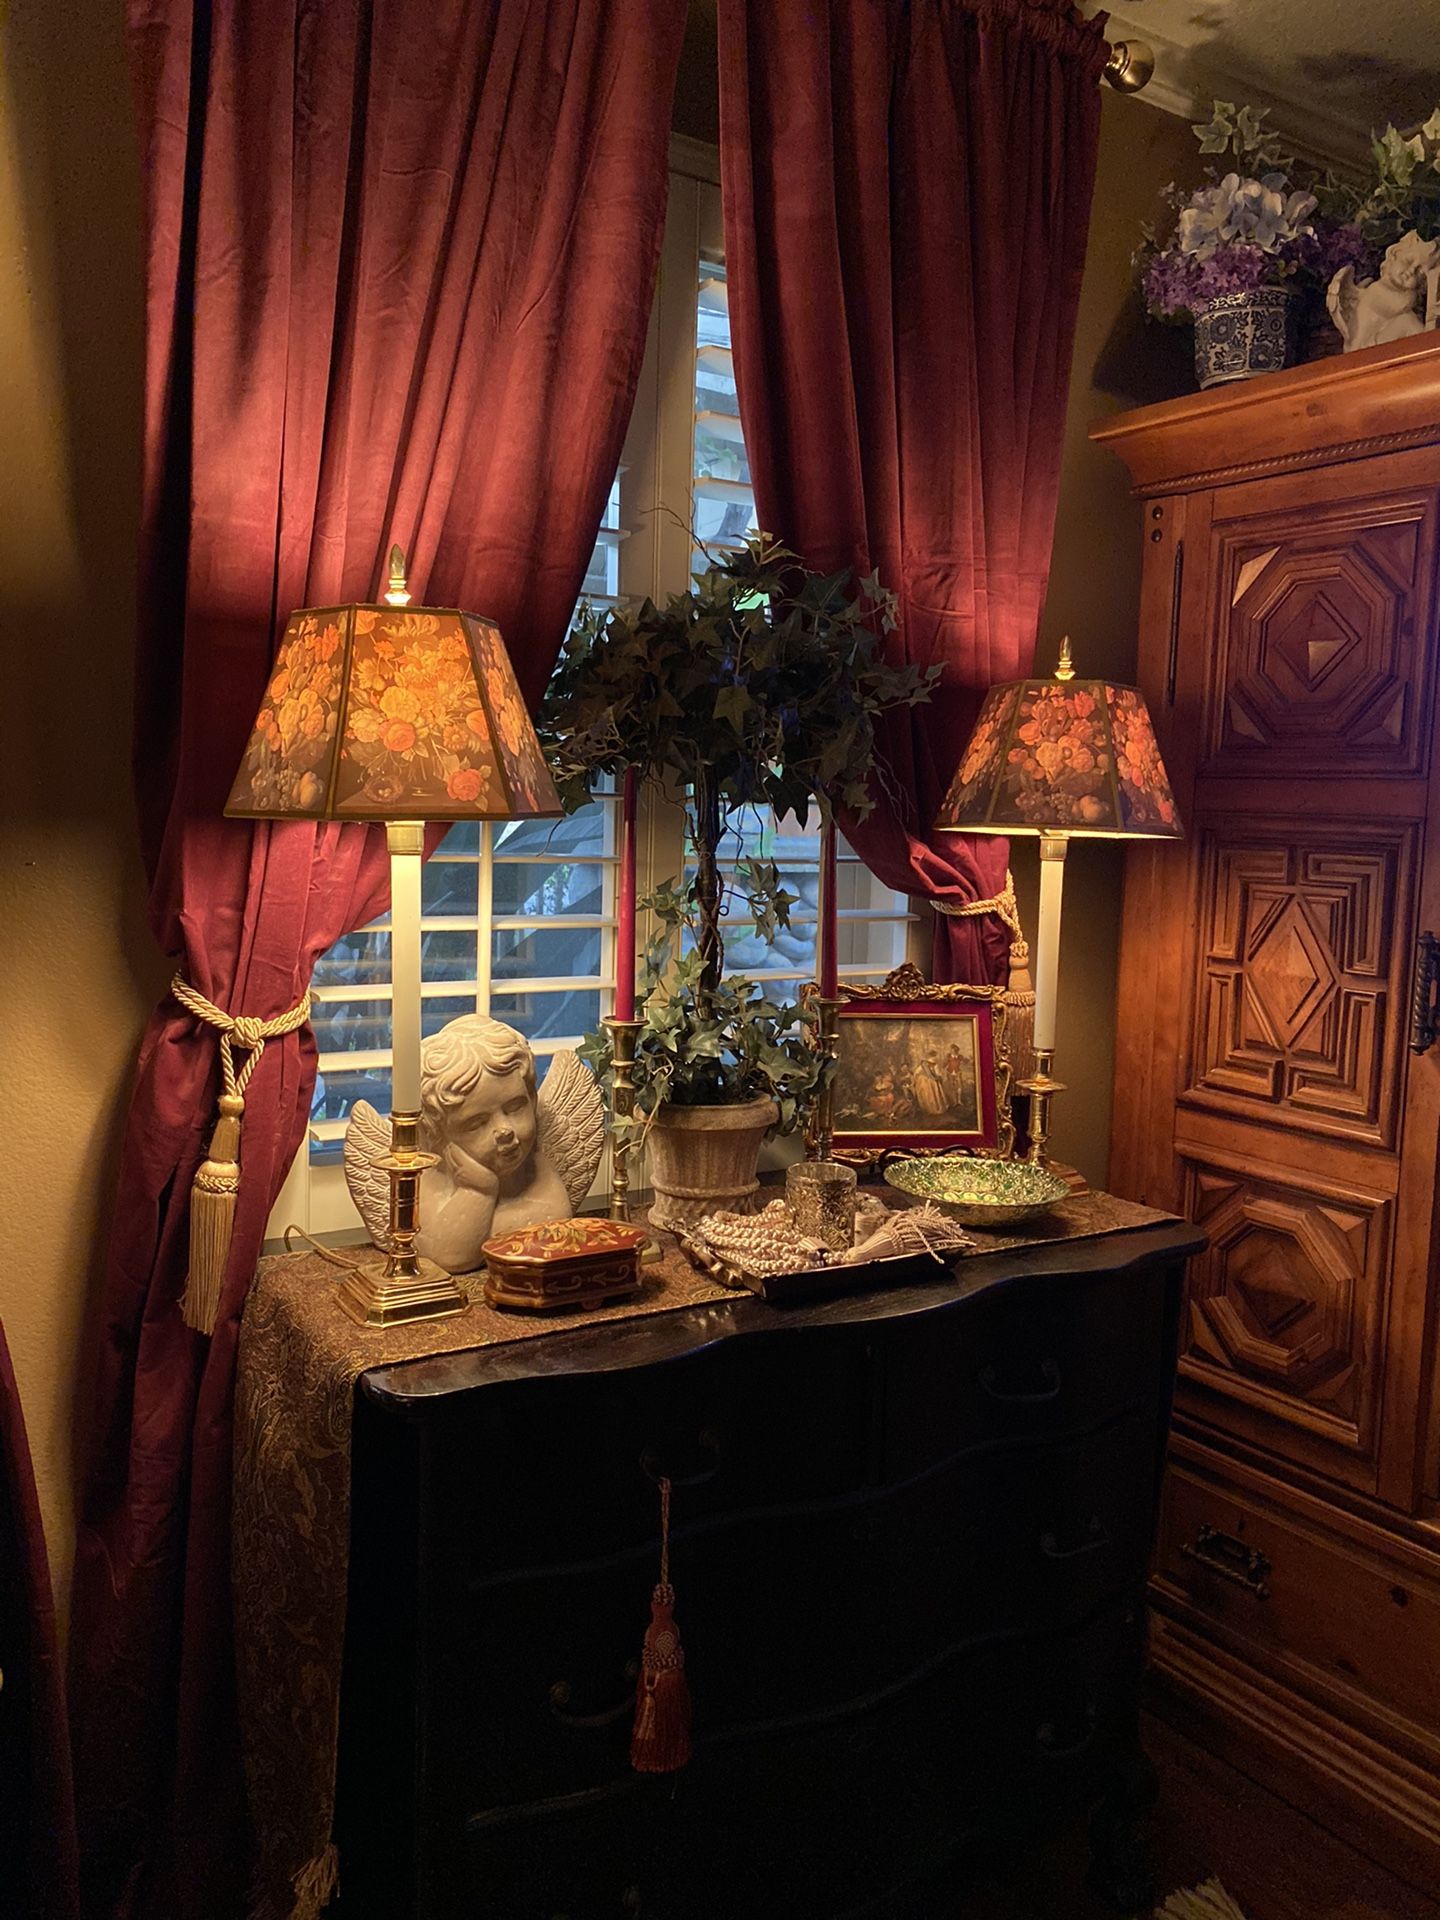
[1022,833,1069,1165]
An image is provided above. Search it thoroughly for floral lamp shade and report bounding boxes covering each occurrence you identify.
[934,646,1181,840]
[226,600,561,821]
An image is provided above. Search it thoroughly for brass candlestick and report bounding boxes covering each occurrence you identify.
[810,996,843,1162]
[337,1109,467,1326]
[602,1014,649,1224]
[1015,1048,1066,1168]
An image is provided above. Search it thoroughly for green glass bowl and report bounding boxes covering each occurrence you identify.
[882,1156,1071,1227]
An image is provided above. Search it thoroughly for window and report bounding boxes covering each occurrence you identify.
[683,208,911,996]
[271,143,914,1240]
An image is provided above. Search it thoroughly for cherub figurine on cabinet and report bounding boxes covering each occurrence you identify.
[344,1015,605,1274]
[1327,229,1440,351]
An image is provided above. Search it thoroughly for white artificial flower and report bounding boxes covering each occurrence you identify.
[1176,172,1313,258]
[1177,173,1244,258]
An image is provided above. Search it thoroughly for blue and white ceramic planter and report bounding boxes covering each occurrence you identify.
[1193,287,1297,389]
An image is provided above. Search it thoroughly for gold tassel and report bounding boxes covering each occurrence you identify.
[1155,1884,1249,1920]
[1002,934,1036,1086]
[631,1476,692,1773]
[182,1092,245,1334]
[289,1844,340,1920]
[171,975,312,1337]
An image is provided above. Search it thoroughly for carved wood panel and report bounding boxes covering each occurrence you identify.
[1184,821,1414,1148]
[1179,1155,1391,1465]
[1205,493,1436,777]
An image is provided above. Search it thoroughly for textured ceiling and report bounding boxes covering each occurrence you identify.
[1098,0,1440,164]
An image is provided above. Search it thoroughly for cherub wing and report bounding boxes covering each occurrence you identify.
[343,1099,397,1250]
[1326,263,1359,341]
[535,1050,606,1213]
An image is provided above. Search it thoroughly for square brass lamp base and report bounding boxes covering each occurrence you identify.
[336,1253,468,1328]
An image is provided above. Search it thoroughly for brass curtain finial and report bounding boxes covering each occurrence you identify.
[384,545,411,607]
[1104,40,1155,93]
[1055,637,1075,682]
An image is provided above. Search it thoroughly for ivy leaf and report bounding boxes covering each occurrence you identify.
[714,683,752,730]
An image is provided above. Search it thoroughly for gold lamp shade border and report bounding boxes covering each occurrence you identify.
[934,673,1181,841]
[225,600,561,823]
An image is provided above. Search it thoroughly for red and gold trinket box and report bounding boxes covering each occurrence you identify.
[481,1217,648,1313]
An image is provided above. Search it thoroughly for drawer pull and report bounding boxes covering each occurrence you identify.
[1041,1515,1110,1560]
[1036,1703,1098,1758]
[979,1357,1061,1404]
[1180,1523,1271,1599]
[548,1664,639,1730]
[1411,930,1438,1054]
[640,1427,721,1488]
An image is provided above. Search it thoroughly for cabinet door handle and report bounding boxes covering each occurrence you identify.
[979,1357,1061,1404]
[640,1427,721,1488]
[1166,539,1185,706]
[548,1663,639,1730]
[1179,1523,1271,1599]
[1036,1703,1098,1758]
[1411,931,1438,1054]
[1040,1515,1111,1559]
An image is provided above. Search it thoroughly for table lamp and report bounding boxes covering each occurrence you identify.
[226,549,561,1325]
[933,639,1181,1164]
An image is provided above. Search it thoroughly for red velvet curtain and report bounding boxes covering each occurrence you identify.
[71,6,684,1916]
[717,0,1107,982]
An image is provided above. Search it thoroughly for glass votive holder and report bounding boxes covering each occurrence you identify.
[786,1159,858,1252]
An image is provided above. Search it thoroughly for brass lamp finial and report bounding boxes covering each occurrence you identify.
[384,544,411,607]
[1055,636,1075,683]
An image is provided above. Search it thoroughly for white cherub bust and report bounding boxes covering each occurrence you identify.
[1328,229,1440,352]
[343,1015,604,1275]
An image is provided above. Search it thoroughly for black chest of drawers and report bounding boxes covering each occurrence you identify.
[334,1220,1199,1919]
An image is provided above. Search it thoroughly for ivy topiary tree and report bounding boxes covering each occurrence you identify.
[539,534,935,1125]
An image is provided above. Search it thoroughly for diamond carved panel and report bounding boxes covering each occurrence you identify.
[1207,495,1434,776]
[1179,1159,1391,1461]
[1186,823,1413,1147]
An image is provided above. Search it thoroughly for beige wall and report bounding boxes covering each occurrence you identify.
[0,0,161,1625]
[1022,90,1200,1183]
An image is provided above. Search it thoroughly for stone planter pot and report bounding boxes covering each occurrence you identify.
[646,1096,779,1235]
[1193,287,1297,389]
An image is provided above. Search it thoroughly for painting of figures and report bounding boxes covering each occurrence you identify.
[832,992,997,1150]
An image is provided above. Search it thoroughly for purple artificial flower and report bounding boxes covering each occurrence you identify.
[1142,242,1278,323]
[1287,222,1377,287]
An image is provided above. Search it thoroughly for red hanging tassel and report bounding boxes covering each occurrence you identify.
[631,1474,692,1773]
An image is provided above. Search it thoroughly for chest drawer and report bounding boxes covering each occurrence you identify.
[418,1329,880,1577]
[424,1412,1157,1819]
[1153,1462,1440,1753]
[882,1264,1170,1475]
[440,1603,1139,1920]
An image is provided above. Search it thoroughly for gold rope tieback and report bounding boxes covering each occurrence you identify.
[932,869,1022,939]
[171,971,312,1335]
[932,872,1035,1080]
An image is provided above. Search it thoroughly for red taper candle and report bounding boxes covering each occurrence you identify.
[614,767,639,1021]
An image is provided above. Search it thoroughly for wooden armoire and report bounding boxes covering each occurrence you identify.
[1095,333,1440,1887]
